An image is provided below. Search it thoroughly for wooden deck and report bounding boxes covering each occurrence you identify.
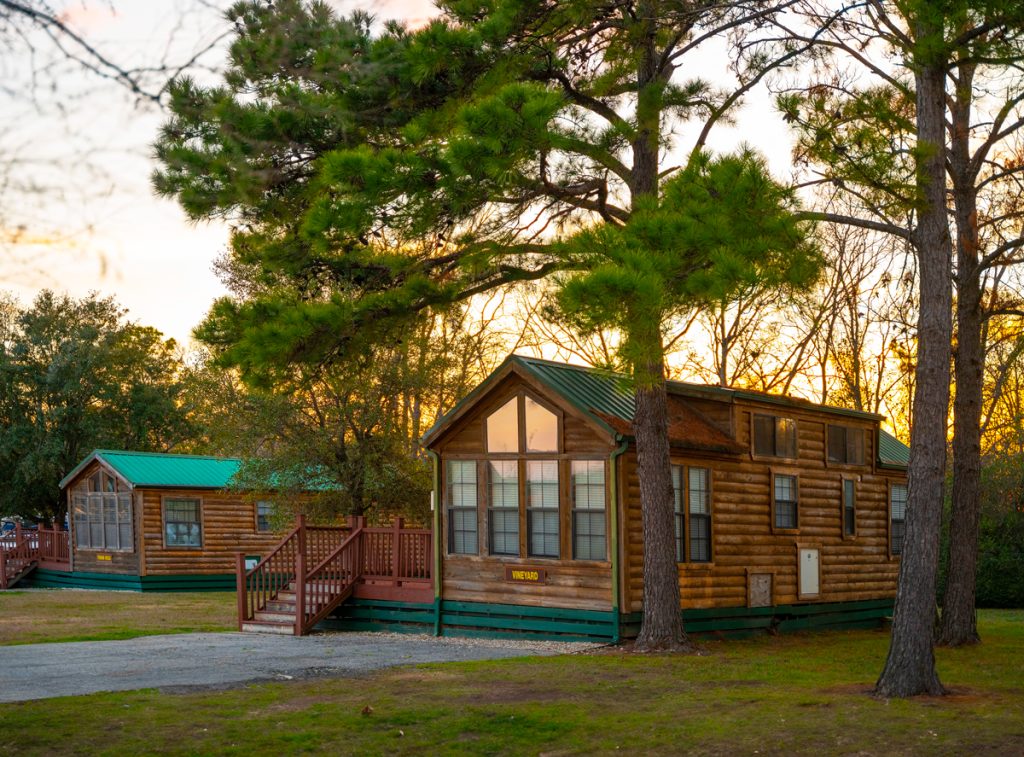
[0,525,70,589]
[237,516,433,635]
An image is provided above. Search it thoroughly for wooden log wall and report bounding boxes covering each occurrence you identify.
[66,461,140,576]
[621,401,904,613]
[438,372,615,611]
[140,487,281,576]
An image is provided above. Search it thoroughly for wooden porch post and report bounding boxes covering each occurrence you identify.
[295,515,307,636]
[1,545,7,590]
[235,552,246,630]
[391,517,404,586]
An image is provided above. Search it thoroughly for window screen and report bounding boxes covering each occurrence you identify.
[527,460,559,558]
[689,467,711,562]
[891,483,907,555]
[774,474,798,529]
[572,461,605,561]
[164,498,202,547]
[447,460,478,554]
[488,461,519,555]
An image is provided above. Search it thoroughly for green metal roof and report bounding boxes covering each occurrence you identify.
[422,355,906,469]
[514,356,884,422]
[878,430,910,470]
[60,450,242,490]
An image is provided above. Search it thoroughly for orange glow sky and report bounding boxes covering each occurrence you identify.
[2,1,793,347]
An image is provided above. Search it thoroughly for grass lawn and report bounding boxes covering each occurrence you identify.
[0,590,235,645]
[1,610,1021,756]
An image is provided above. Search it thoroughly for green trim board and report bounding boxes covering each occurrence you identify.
[19,569,237,592]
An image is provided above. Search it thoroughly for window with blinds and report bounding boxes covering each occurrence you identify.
[828,425,866,465]
[527,460,560,558]
[890,482,907,555]
[447,460,478,555]
[488,461,519,556]
[773,473,799,530]
[671,465,711,562]
[688,467,711,562]
[572,460,605,561]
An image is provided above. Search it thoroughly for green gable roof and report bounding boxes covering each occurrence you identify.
[878,430,910,470]
[60,450,242,490]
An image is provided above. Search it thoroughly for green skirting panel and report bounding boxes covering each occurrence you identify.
[619,598,895,639]
[18,569,236,592]
[318,598,437,634]
[322,598,892,642]
[441,601,618,642]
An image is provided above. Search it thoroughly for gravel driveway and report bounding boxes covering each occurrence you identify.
[0,632,594,703]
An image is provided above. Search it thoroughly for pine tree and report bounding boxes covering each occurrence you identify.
[155,0,814,649]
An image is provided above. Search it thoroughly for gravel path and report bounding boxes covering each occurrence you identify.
[0,632,598,703]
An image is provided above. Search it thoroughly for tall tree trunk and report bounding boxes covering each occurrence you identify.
[875,38,951,697]
[631,0,690,651]
[634,353,690,650]
[938,64,982,647]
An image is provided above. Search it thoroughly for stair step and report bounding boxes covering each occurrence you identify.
[254,610,299,623]
[241,621,294,635]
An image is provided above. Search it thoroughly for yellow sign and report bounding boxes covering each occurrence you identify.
[504,566,547,584]
[97,554,112,562]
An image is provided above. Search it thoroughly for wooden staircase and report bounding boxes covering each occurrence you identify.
[237,516,432,636]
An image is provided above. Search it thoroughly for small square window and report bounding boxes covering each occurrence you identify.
[164,498,202,548]
[754,415,797,458]
[828,426,865,465]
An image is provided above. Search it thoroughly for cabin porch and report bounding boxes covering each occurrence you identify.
[0,525,71,589]
[237,515,434,636]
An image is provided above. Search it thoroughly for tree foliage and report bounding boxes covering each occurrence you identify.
[0,291,193,520]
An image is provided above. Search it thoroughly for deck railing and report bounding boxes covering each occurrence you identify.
[236,515,433,635]
[1,524,69,589]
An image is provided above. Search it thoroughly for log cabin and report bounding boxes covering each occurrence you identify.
[403,355,909,641]
[21,450,289,591]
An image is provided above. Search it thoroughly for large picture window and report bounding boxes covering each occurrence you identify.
[572,461,606,561]
[527,460,560,558]
[890,482,907,556]
[72,470,133,551]
[753,414,797,459]
[164,498,202,548]
[488,461,519,556]
[447,460,478,555]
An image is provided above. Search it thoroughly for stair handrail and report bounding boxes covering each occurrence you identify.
[236,516,305,629]
[298,522,365,635]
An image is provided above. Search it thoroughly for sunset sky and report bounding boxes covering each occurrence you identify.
[2,0,793,346]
